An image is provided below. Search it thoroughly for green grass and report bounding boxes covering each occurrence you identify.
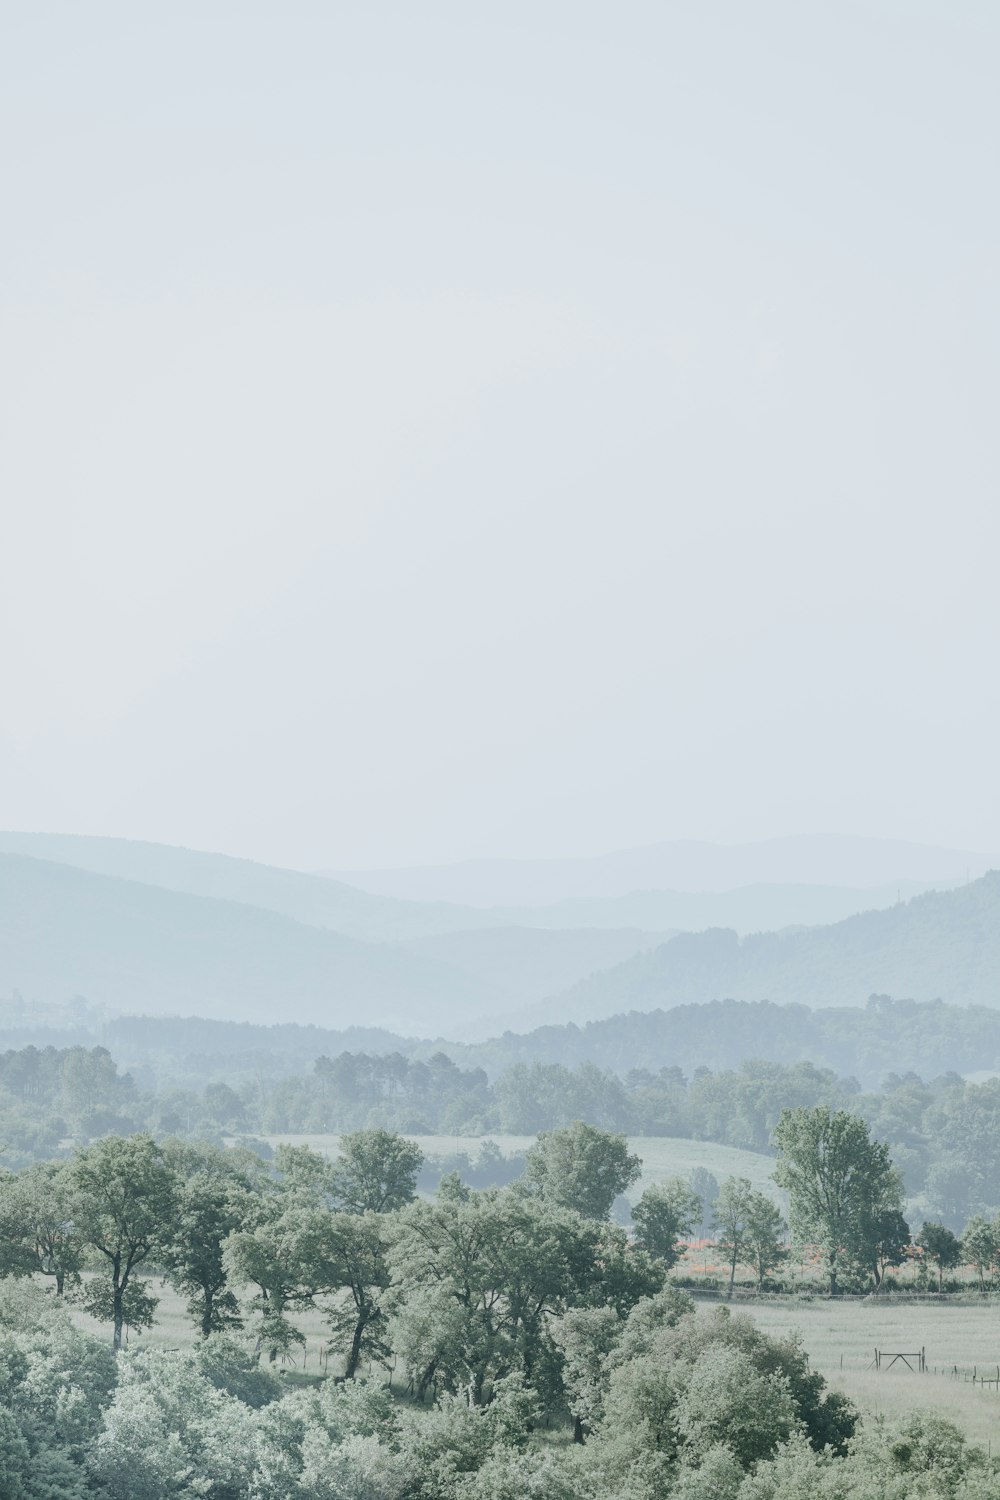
[698,1295,1000,1448]
[61,1270,1000,1448]
[64,1273,343,1376]
[256,1133,780,1200]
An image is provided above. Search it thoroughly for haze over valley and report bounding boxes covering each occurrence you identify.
[1,831,996,1039]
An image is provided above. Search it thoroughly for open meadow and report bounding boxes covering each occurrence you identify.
[701,1294,1000,1449]
[62,1271,1000,1448]
[257,1132,781,1200]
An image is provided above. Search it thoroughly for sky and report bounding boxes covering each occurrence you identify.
[1,2,998,870]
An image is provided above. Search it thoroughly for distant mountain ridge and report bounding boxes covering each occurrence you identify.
[329,833,992,906]
[0,852,666,1036]
[0,852,481,1032]
[0,831,485,943]
[0,830,959,946]
[532,872,1000,1023]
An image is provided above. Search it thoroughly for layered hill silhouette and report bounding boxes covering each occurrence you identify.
[0,832,483,943]
[0,853,480,1031]
[0,852,663,1034]
[531,872,1000,1023]
[0,831,961,939]
[332,833,992,906]
[2,835,996,1040]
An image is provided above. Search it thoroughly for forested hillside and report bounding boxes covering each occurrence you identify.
[5,996,1000,1092]
[457,996,1000,1085]
[539,874,1000,1019]
[0,848,668,1032]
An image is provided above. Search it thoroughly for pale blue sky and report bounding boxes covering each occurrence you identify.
[1,3,997,868]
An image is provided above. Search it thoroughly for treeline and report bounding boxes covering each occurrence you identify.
[4,1041,1000,1225]
[6,995,1000,1093]
[458,995,1000,1087]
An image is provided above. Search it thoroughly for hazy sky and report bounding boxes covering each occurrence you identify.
[2,2,998,869]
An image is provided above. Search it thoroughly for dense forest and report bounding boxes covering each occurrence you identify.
[3,1037,1000,1228]
[6,994,1000,1091]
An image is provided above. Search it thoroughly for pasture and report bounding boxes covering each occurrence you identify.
[63,1273,1000,1447]
[702,1294,1000,1449]
[257,1132,782,1200]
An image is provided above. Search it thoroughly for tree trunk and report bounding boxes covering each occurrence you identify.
[573,1415,585,1444]
[345,1319,365,1379]
[55,1270,65,1297]
[728,1248,737,1297]
[113,1278,124,1352]
[201,1290,214,1338]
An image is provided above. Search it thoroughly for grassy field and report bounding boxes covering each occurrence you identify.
[65,1274,1000,1447]
[257,1132,781,1200]
[700,1294,1000,1448]
[68,1133,1000,1447]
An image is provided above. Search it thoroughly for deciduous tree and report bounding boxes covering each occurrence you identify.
[772,1107,902,1295]
[524,1123,640,1222]
[67,1134,177,1349]
[331,1130,423,1214]
[632,1179,701,1270]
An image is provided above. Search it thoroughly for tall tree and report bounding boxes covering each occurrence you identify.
[917,1222,962,1292]
[9,1162,83,1295]
[387,1188,597,1404]
[864,1208,910,1290]
[162,1144,264,1337]
[331,1130,423,1214]
[772,1106,902,1296]
[223,1203,339,1361]
[961,1215,998,1292]
[67,1134,178,1349]
[524,1122,641,1221]
[744,1192,788,1290]
[712,1177,755,1296]
[631,1178,701,1269]
[324,1211,391,1378]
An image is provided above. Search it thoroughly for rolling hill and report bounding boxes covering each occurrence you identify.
[0,853,482,1032]
[0,832,485,943]
[330,833,993,906]
[0,852,666,1035]
[394,924,672,1023]
[1,832,969,945]
[531,872,1000,1023]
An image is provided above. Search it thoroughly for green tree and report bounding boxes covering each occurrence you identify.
[331,1130,423,1214]
[325,1211,391,1378]
[772,1107,902,1295]
[675,1344,797,1469]
[15,1162,85,1295]
[632,1178,701,1269]
[961,1214,998,1292]
[712,1177,754,1296]
[387,1188,597,1404]
[162,1145,262,1337]
[746,1194,788,1290]
[864,1207,910,1289]
[916,1221,962,1292]
[524,1123,641,1221]
[552,1305,621,1442]
[223,1202,340,1362]
[67,1134,178,1349]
